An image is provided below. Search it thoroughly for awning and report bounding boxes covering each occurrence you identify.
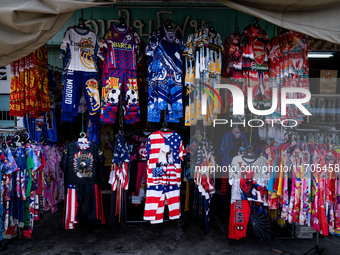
[1,0,340,66]
[0,0,116,66]
[217,0,340,45]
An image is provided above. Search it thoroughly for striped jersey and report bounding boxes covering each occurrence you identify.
[60,26,99,72]
[98,24,140,71]
[144,130,184,186]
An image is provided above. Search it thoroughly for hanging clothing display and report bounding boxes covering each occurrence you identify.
[108,130,130,226]
[24,109,58,144]
[0,137,63,239]
[9,45,51,117]
[221,32,242,115]
[229,154,270,241]
[0,148,19,241]
[240,24,270,111]
[41,145,64,213]
[98,24,141,124]
[184,27,223,126]
[191,133,216,235]
[60,140,105,229]
[222,27,311,123]
[128,131,151,203]
[219,128,249,196]
[267,31,311,123]
[225,24,270,114]
[265,134,340,236]
[143,130,184,224]
[60,26,101,123]
[4,10,334,246]
[146,26,184,123]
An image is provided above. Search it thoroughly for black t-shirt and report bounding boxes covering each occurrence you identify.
[61,141,104,185]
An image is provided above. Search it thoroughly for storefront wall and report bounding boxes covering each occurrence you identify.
[47,5,276,67]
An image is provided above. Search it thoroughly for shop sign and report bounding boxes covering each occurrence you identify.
[49,7,276,45]
[84,9,204,38]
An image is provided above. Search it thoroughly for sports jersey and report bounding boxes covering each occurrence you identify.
[98,24,141,124]
[60,26,100,72]
[144,130,184,187]
[241,25,271,111]
[183,27,223,126]
[60,26,101,126]
[60,141,104,185]
[146,26,184,123]
[223,33,243,117]
[98,24,140,71]
[241,26,269,72]
[1,149,19,175]
[266,31,310,123]
[284,31,310,121]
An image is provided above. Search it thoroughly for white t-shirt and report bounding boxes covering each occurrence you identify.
[229,155,269,204]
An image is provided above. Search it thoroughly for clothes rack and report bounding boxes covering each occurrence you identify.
[0,127,27,136]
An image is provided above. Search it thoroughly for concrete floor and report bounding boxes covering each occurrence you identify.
[1,204,339,255]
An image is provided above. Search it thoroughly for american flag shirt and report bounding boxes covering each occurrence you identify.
[144,130,184,187]
[109,132,130,191]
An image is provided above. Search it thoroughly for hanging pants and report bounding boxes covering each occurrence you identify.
[61,70,100,122]
[229,200,251,240]
[101,69,140,124]
[64,183,104,230]
[147,67,183,123]
[144,184,180,224]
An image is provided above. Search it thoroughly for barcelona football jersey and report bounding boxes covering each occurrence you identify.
[98,24,140,71]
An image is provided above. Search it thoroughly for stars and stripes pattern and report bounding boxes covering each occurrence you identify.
[144,184,181,223]
[64,184,78,230]
[109,132,130,191]
[144,130,184,187]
